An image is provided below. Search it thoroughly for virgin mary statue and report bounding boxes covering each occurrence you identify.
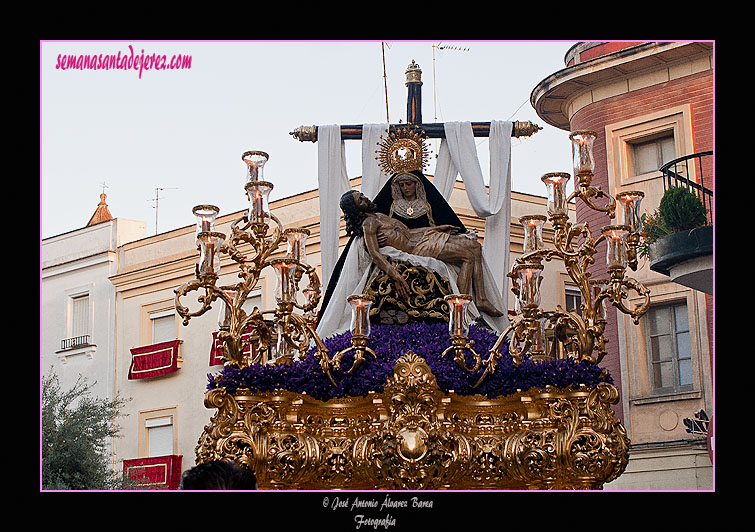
[314,122,512,339]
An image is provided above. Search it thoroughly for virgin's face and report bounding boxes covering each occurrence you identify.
[398,179,417,200]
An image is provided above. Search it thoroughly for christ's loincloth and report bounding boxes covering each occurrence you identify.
[411,228,451,259]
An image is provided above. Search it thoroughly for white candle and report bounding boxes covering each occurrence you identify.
[253,190,264,221]
[348,295,373,337]
[603,226,629,270]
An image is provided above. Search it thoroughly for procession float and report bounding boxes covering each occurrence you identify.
[174,61,649,490]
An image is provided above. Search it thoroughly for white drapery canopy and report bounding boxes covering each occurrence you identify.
[316,121,512,338]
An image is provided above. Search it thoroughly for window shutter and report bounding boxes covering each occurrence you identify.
[152,313,175,344]
[71,295,89,337]
[146,417,174,457]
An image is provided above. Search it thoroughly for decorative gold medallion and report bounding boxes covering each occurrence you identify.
[376,125,431,175]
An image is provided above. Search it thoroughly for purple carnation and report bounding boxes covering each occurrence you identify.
[207,322,612,401]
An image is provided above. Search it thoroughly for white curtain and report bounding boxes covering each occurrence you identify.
[317,125,350,289]
[317,123,388,288]
[360,123,390,199]
[434,120,512,300]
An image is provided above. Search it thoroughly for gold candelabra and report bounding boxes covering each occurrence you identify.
[449,130,651,386]
[174,151,356,383]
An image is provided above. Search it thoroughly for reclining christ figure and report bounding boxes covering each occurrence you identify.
[340,190,503,317]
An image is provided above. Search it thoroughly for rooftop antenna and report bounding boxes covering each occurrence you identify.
[381,42,391,123]
[152,186,178,235]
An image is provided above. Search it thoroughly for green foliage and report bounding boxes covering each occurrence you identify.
[638,187,708,258]
[42,370,135,490]
[638,210,671,258]
[658,186,708,233]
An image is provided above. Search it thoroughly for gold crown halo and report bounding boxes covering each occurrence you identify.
[376,126,431,175]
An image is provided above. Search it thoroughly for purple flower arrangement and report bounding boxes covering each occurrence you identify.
[207,321,612,402]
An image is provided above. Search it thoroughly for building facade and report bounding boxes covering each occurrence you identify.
[41,195,147,457]
[531,41,714,489]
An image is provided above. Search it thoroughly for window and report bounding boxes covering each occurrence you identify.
[150,309,176,344]
[647,302,692,393]
[628,132,676,177]
[139,408,177,457]
[146,416,174,457]
[605,105,694,190]
[71,294,90,338]
[126,408,182,488]
[130,304,182,379]
[565,287,582,316]
[60,290,93,352]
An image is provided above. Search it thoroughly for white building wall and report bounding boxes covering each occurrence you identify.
[42,218,146,402]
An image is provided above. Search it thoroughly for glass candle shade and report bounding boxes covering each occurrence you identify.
[197,231,225,277]
[245,181,273,223]
[569,130,597,177]
[347,294,374,337]
[242,150,269,183]
[274,321,296,362]
[541,173,571,217]
[602,225,630,270]
[217,289,237,330]
[590,279,610,321]
[285,228,310,264]
[445,294,473,337]
[192,205,220,245]
[302,285,318,314]
[530,318,546,355]
[271,259,298,303]
[514,263,543,309]
[520,215,546,253]
[615,191,644,231]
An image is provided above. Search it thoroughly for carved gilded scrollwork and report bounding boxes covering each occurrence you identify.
[364,262,452,323]
[352,352,471,489]
[195,354,629,490]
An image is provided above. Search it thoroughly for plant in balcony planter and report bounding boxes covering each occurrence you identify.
[638,187,708,259]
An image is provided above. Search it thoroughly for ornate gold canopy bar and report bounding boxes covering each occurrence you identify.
[290,120,542,143]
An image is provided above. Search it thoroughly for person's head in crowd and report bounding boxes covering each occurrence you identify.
[179,460,257,490]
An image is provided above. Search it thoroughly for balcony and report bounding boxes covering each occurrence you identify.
[56,334,96,362]
[649,151,713,294]
[60,335,91,350]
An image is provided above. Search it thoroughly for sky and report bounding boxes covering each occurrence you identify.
[40,40,578,239]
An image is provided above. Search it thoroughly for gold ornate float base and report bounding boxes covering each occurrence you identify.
[195,352,629,490]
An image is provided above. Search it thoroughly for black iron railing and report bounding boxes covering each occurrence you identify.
[659,151,713,225]
[61,335,90,350]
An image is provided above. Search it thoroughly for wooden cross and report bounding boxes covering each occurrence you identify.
[290,60,541,143]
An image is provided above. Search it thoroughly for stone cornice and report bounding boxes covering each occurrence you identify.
[531,42,714,130]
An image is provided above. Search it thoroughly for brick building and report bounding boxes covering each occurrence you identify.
[532,41,714,489]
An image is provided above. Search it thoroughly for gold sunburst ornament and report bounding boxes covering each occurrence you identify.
[376,125,431,175]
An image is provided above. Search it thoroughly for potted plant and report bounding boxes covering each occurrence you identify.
[639,186,712,281]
